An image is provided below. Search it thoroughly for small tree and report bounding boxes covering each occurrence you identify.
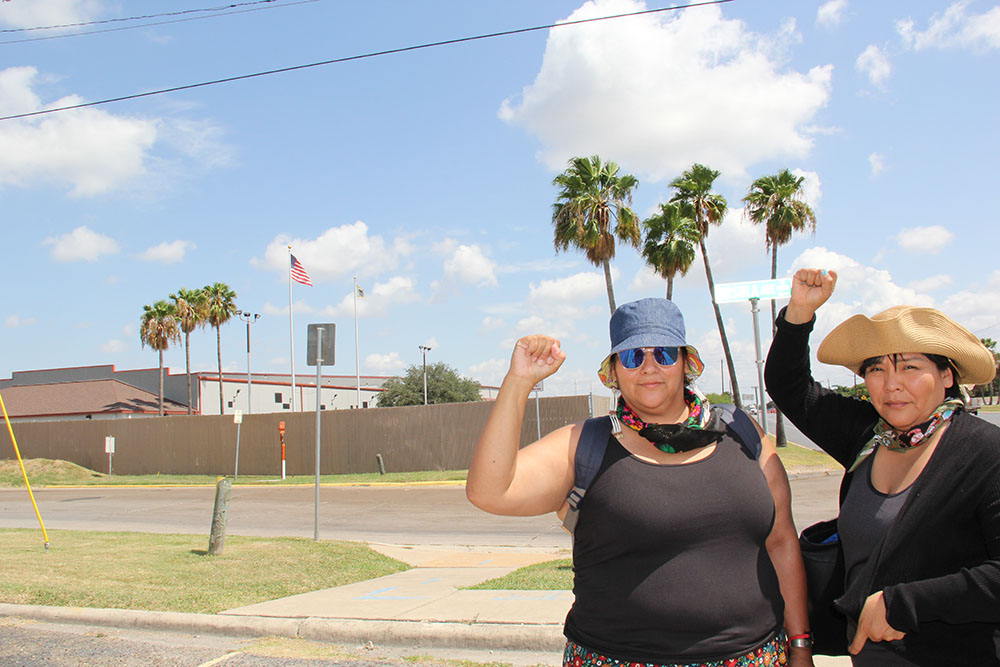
[378,362,482,407]
[833,384,870,401]
[979,338,999,405]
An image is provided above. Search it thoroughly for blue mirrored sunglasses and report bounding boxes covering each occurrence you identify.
[617,346,681,369]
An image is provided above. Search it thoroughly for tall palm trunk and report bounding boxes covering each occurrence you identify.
[184,332,193,415]
[603,259,616,313]
[158,349,165,417]
[769,244,787,446]
[666,276,674,301]
[700,237,742,409]
[216,327,224,414]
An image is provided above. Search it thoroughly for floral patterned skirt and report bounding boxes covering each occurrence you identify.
[562,629,787,667]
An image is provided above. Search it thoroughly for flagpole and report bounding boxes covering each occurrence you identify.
[354,275,361,408]
[288,245,297,412]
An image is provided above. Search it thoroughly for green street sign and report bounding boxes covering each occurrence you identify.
[715,278,792,304]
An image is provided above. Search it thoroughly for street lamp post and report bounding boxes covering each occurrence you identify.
[418,345,432,405]
[237,310,260,414]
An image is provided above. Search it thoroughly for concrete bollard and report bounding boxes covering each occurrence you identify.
[208,476,232,556]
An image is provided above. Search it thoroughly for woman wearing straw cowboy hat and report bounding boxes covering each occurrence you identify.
[468,298,813,667]
[765,268,1000,665]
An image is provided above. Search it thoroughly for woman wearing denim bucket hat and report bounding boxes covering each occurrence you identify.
[468,298,813,667]
[765,268,1000,665]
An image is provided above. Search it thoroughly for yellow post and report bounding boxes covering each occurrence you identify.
[0,390,49,549]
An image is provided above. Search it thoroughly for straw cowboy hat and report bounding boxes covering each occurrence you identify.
[817,305,997,385]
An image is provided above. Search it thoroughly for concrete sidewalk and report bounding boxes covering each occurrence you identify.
[0,543,852,665]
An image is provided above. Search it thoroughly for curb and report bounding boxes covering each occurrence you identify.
[0,604,566,653]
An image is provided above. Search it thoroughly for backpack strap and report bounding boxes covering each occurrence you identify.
[712,403,763,460]
[562,415,615,534]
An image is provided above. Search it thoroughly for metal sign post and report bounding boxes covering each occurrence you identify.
[233,410,243,481]
[533,381,544,440]
[104,436,115,479]
[307,323,336,542]
[714,279,793,433]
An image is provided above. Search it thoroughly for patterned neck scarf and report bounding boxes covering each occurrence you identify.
[617,387,721,453]
[848,398,963,472]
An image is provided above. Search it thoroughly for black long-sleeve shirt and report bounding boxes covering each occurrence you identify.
[765,308,1000,666]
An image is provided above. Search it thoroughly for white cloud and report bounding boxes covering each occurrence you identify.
[908,274,954,292]
[365,351,406,374]
[816,0,848,29]
[44,226,121,262]
[479,316,505,334]
[254,221,410,283]
[468,357,510,388]
[442,244,498,287]
[4,314,36,328]
[856,44,892,86]
[792,168,822,210]
[527,271,612,321]
[157,118,234,169]
[0,67,158,196]
[100,339,126,355]
[897,1,1000,52]
[326,275,421,318]
[868,152,886,176]
[787,246,938,384]
[897,225,955,253]
[704,208,768,277]
[138,240,195,263]
[500,0,832,182]
[0,0,102,29]
[940,270,1000,336]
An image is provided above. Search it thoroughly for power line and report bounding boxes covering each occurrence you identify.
[0,0,318,45]
[0,0,734,123]
[1,0,286,33]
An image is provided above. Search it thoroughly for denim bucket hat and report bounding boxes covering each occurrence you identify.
[598,298,704,390]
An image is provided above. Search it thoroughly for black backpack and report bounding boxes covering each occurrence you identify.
[562,404,763,533]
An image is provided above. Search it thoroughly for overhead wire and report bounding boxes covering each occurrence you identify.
[1,0,289,33]
[0,0,319,45]
[0,0,734,123]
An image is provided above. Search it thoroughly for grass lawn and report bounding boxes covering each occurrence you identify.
[774,442,839,473]
[0,459,467,488]
[0,528,408,613]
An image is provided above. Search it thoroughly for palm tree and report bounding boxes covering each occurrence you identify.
[669,163,742,408]
[140,300,180,416]
[552,155,640,313]
[169,287,207,415]
[203,282,238,414]
[744,168,817,445]
[641,201,700,300]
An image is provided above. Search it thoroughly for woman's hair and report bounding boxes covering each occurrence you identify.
[858,353,962,399]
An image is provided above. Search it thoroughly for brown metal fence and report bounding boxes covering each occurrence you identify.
[2,395,610,476]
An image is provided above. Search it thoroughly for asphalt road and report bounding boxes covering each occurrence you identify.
[0,477,842,547]
[773,410,1000,450]
[0,617,517,667]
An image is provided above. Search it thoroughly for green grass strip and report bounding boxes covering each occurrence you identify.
[0,528,408,613]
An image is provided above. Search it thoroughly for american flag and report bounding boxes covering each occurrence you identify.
[290,254,312,286]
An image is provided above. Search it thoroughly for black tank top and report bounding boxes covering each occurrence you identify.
[563,433,783,663]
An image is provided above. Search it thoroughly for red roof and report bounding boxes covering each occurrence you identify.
[0,379,188,418]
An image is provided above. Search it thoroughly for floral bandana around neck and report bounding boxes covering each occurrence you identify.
[617,386,723,453]
[848,398,964,472]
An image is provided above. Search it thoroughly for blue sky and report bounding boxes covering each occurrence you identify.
[1,0,998,403]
